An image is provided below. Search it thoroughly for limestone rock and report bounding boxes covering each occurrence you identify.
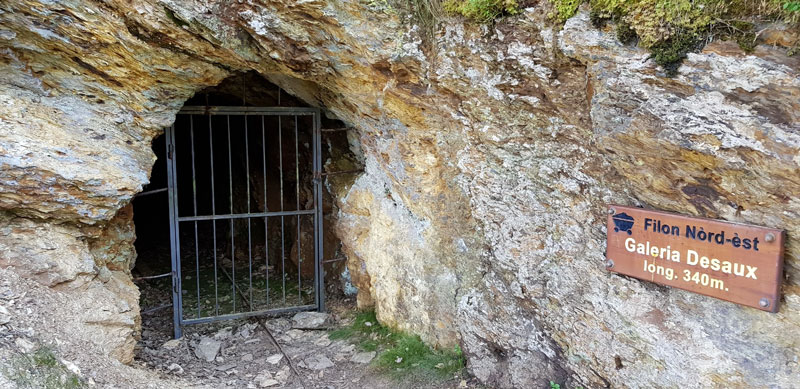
[194,337,222,362]
[1,1,799,388]
[167,363,183,375]
[291,311,329,329]
[255,371,279,387]
[274,366,291,383]
[266,354,283,365]
[301,354,334,370]
[162,339,181,350]
[350,351,375,364]
[14,337,35,353]
[0,305,10,325]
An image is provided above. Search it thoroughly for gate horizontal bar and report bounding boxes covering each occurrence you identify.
[177,209,315,222]
[182,305,316,326]
[178,106,318,115]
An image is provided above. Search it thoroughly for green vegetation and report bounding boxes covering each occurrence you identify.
[552,0,582,22]
[549,381,584,389]
[442,0,520,23]
[383,0,799,72]
[375,334,465,379]
[554,0,800,74]
[4,347,85,389]
[329,310,394,351]
[329,310,466,380]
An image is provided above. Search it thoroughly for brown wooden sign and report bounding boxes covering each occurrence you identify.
[606,205,785,312]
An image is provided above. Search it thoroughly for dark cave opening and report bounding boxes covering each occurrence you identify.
[131,72,354,322]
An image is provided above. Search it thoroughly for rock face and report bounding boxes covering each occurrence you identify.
[1,1,798,387]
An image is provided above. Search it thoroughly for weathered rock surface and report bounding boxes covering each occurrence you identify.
[300,354,334,370]
[194,337,221,363]
[291,312,329,329]
[0,305,10,325]
[350,351,376,364]
[1,1,798,388]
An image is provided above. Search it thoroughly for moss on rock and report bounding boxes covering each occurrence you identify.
[442,0,520,23]
[553,0,800,73]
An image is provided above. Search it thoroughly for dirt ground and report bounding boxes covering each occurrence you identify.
[0,266,478,388]
[135,277,474,389]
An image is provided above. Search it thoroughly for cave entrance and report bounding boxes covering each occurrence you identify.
[132,72,347,340]
[164,104,323,338]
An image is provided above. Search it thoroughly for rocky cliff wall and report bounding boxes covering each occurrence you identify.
[0,1,798,387]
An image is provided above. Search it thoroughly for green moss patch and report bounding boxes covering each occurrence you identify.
[557,0,800,74]
[442,0,520,23]
[329,310,466,381]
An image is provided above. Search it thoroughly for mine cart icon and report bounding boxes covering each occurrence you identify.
[612,213,635,235]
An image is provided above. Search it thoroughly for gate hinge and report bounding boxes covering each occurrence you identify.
[167,144,174,160]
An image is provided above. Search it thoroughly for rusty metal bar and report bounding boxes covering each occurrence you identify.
[141,304,172,315]
[322,257,347,264]
[134,188,168,198]
[133,272,172,282]
[320,169,364,177]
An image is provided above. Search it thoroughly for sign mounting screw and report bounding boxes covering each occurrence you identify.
[605,259,614,269]
[765,233,775,243]
[759,298,770,308]
[608,208,616,215]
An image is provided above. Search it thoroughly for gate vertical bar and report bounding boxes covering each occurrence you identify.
[313,109,325,311]
[245,114,253,307]
[209,116,219,317]
[166,124,184,338]
[189,116,201,319]
[262,116,270,306]
[227,115,236,312]
[279,116,286,305]
[295,116,301,302]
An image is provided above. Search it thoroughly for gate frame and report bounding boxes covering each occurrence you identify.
[165,106,324,339]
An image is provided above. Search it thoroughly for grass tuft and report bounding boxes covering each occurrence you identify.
[4,347,85,389]
[374,334,465,379]
[329,310,465,381]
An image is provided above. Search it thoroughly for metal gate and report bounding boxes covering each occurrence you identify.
[165,106,324,338]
